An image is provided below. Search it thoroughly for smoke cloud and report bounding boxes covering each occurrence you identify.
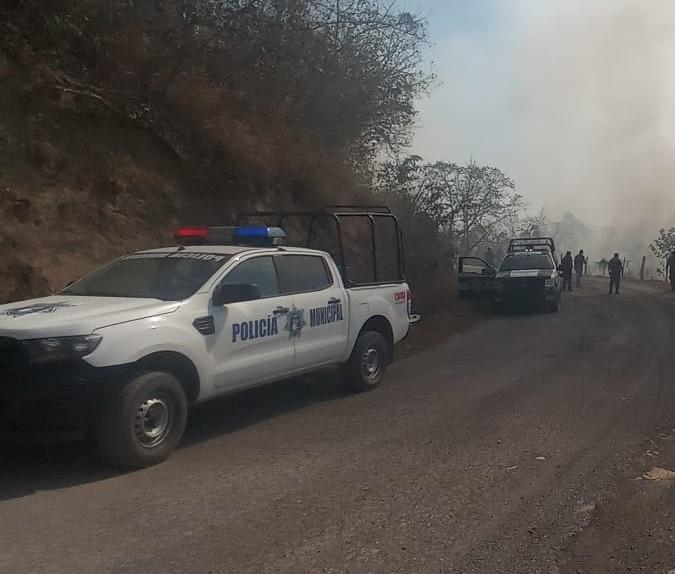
[514,0,675,224]
[415,0,675,271]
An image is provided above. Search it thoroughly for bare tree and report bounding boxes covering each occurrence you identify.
[650,227,675,260]
[650,227,675,278]
[377,157,523,256]
[5,0,432,183]
[512,209,549,238]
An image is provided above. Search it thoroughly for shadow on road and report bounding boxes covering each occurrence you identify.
[0,369,349,502]
[497,307,556,317]
[182,369,349,446]
[0,438,119,502]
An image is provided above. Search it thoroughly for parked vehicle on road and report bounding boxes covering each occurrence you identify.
[0,207,415,468]
[458,237,561,312]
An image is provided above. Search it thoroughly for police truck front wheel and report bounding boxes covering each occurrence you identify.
[342,331,389,392]
[96,371,188,469]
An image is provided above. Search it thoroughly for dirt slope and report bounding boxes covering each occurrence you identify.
[0,46,278,303]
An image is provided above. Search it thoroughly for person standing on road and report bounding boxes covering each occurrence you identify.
[666,251,675,292]
[608,252,624,294]
[574,249,586,287]
[561,251,574,292]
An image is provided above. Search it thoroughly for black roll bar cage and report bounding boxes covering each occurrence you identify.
[507,237,556,254]
[237,205,406,287]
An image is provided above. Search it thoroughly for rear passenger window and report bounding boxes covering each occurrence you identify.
[278,255,332,293]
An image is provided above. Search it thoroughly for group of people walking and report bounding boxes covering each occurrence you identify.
[559,250,625,294]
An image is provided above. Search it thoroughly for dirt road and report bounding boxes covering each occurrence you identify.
[2,278,675,573]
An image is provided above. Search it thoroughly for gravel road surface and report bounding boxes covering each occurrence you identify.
[2,278,675,573]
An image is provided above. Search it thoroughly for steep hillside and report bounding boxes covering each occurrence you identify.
[0,0,433,305]
[1,51,207,301]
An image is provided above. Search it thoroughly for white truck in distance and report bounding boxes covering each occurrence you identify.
[0,209,414,468]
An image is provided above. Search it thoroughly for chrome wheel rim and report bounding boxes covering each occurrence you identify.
[362,347,382,380]
[135,397,172,448]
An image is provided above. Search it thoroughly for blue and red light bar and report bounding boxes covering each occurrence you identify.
[174,225,286,247]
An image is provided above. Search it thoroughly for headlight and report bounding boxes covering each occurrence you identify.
[22,335,102,364]
[544,278,555,288]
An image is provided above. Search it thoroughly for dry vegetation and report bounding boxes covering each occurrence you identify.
[1,2,621,312]
[0,0,438,303]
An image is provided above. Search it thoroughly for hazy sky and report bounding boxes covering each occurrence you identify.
[410,0,675,230]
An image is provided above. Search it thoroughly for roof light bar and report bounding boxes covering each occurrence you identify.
[508,237,555,254]
[174,225,286,247]
[175,227,209,244]
[233,226,286,246]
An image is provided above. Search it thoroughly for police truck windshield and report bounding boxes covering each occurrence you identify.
[62,252,231,300]
[500,254,554,271]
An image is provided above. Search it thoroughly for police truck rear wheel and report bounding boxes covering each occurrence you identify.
[96,371,187,469]
[342,332,388,392]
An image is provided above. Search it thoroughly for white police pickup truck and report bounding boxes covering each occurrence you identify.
[0,208,414,468]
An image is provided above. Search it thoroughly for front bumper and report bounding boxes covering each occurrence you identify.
[0,352,127,431]
[494,278,556,305]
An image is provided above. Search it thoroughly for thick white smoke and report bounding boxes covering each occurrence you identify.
[512,0,675,271]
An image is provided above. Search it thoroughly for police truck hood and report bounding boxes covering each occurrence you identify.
[0,295,180,339]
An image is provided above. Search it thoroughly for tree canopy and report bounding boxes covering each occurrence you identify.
[650,227,675,260]
[376,156,523,256]
[5,0,431,183]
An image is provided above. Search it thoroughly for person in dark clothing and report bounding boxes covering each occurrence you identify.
[560,251,574,292]
[574,249,586,287]
[608,252,624,294]
[667,251,675,292]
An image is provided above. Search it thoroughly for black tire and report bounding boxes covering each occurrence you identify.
[341,331,389,393]
[96,371,188,469]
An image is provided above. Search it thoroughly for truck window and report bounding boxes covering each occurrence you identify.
[62,253,231,301]
[500,254,554,271]
[221,256,280,298]
[278,255,332,293]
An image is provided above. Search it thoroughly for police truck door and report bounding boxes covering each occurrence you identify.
[211,255,295,390]
[276,254,348,369]
[458,257,496,298]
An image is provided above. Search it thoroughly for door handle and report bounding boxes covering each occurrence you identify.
[273,306,290,315]
[328,297,341,304]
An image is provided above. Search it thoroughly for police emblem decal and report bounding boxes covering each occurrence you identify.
[283,306,306,338]
[3,302,75,317]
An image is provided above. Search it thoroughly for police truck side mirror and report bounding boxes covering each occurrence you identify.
[212,283,261,306]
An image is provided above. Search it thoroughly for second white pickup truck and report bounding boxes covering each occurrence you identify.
[0,208,414,468]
